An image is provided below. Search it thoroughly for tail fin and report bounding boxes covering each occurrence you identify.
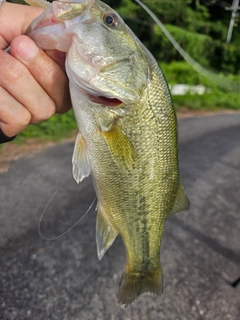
[117,267,163,308]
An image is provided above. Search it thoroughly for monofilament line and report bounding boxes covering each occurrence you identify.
[38,189,96,241]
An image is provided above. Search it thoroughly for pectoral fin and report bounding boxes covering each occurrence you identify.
[170,182,190,215]
[96,204,118,260]
[72,132,91,183]
[100,122,136,169]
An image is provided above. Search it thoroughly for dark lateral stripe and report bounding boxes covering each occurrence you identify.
[0,129,16,144]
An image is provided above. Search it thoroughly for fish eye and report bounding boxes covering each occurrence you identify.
[103,13,118,27]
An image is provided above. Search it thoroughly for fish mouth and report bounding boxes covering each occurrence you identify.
[88,94,123,107]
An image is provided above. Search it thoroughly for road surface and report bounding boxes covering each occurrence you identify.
[0,114,239,320]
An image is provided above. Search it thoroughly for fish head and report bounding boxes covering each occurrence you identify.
[27,0,149,106]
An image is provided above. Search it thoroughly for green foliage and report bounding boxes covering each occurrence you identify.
[160,61,208,85]
[110,0,140,18]
[152,24,214,67]
[143,0,193,26]
[222,43,240,74]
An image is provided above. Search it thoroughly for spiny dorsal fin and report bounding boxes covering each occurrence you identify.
[96,204,118,260]
[72,132,91,183]
[170,182,190,215]
[99,122,136,169]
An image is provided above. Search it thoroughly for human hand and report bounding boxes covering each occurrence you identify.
[0,2,71,140]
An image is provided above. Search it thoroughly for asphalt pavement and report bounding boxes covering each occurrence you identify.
[0,113,239,320]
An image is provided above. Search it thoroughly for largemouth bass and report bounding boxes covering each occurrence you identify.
[26,0,190,307]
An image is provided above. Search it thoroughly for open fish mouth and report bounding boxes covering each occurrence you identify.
[89,95,123,107]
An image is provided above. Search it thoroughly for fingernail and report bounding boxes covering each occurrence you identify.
[17,38,39,61]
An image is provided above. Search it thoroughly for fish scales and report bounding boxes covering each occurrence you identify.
[25,0,190,307]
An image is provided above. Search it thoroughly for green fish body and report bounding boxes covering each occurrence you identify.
[27,0,190,307]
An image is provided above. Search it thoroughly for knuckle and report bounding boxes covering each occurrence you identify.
[4,109,32,136]
[0,51,30,87]
[3,62,27,85]
[31,100,56,123]
[16,109,32,127]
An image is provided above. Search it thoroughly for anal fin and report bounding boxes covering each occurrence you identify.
[170,182,190,215]
[72,132,91,183]
[96,204,118,260]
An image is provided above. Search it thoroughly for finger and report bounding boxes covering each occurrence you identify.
[0,48,56,124]
[0,3,43,47]
[0,86,31,137]
[11,35,71,114]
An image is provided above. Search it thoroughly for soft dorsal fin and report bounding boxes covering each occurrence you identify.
[96,204,118,260]
[170,182,190,215]
[72,132,91,183]
[99,122,136,170]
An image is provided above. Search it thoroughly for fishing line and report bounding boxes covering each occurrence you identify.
[134,0,239,93]
[38,188,96,241]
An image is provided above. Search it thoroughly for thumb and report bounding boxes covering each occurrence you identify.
[11,35,39,61]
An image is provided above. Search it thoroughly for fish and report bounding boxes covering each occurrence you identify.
[25,0,190,307]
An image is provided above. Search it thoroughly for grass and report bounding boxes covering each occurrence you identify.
[14,109,77,144]
[173,90,240,111]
